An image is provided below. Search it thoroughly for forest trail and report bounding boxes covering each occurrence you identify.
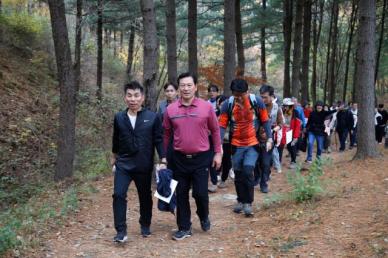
[37,148,388,257]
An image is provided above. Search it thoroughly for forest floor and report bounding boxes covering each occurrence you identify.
[33,147,388,258]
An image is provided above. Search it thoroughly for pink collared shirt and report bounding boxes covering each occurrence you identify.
[163,97,222,154]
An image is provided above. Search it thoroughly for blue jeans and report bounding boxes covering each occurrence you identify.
[232,146,259,204]
[272,147,281,170]
[307,132,324,161]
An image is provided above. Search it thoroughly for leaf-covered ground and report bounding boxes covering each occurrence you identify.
[35,148,388,257]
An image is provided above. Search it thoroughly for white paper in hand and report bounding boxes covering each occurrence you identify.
[154,179,178,204]
[286,130,293,144]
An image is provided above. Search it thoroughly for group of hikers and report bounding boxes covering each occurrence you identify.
[110,72,388,242]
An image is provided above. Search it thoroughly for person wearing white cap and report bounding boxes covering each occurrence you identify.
[281,98,302,169]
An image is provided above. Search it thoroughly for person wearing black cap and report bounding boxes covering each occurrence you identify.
[305,101,337,163]
[218,79,272,216]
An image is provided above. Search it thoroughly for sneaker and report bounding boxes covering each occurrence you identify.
[243,203,254,217]
[233,202,243,213]
[172,228,192,241]
[288,162,297,169]
[140,225,151,238]
[208,184,217,193]
[276,168,282,173]
[260,186,269,193]
[305,160,312,164]
[200,218,211,232]
[218,181,227,188]
[113,231,128,243]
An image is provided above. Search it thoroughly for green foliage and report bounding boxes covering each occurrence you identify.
[287,159,329,203]
[75,148,110,181]
[60,187,79,217]
[0,12,49,52]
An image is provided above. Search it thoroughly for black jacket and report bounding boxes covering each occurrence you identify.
[336,109,354,132]
[306,109,336,136]
[112,108,165,173]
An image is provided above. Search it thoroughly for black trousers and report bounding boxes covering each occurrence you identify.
[173,150,212,231]
[112,159,152,234]
[337,129,349,151]
[287,143,297,163]
[376,125,385,143]
[220,142,232,182]
[254,146,273,189]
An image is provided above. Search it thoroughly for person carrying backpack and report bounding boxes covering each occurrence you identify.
[218,79,272,216]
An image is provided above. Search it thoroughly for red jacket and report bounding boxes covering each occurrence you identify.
[280,117,301,146]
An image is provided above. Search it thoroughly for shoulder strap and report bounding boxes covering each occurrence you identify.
[248,94,259,118]
[227,96,235,121]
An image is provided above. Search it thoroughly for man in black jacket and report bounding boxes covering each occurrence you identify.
[111,81,166,242]
[335,102,354,151]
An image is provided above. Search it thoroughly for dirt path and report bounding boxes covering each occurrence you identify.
[37,148,388,257]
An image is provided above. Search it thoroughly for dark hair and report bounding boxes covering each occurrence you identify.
[163,81,178,91]
[378,104,384,109]
[177,72,197,85]
[124,81,144,94]
[259,84,274,96]
[230,79,248,93]
[208,84,219,92]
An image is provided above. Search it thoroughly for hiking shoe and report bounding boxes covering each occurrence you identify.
[218,181,227,188]
[200,218,211,232]
[233,202,243,213]
[305,160,312,164]
[260,186,269,193]
[243,203,254,217]
[208,184,217,193]
[113,231,128,243]
[141,225,151,238]
[172,228,192,241]
[288,162,297,169]
[276,167,282,173]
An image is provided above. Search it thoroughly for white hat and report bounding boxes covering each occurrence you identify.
[283,98,295,106]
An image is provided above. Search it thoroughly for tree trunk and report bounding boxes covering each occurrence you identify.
[47,0,76,181]
[311,0,324,104]
[166,0,177,84]
[224,0,236,97]
[235,0,245,76]
[283,0,293,97]
[188,0,198,76]
[324,1,334,105]
[74,0,82,95]
[354,0,379,159]
[113,30,117,57]
[328,1,339,106]
[301,0,312,104]
[375,0,387,84]
[96,0,103,101]
[126,22,135,81]
[260,0,267,81]
[291,0,303,98]
[343,0,358,102]
[352,48,358,102]
[120,30,123,51]
[140,0,159,111]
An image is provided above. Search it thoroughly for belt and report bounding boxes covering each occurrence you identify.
[175,150,208,159]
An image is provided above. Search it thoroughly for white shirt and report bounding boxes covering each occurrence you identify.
[128,113,137,129]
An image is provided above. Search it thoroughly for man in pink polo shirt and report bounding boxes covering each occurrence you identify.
[163,72,222,241]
